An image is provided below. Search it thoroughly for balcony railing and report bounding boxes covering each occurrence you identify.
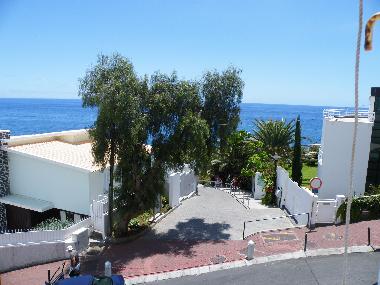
[323,109,375,122]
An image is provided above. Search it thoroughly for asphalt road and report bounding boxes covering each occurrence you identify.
[147,252,380,285]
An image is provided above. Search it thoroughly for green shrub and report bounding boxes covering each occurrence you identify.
[33,218,74,230]
[337,195,380,223]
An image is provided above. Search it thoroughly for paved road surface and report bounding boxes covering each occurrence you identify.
[148,252,380,285]
[144,186,293,240]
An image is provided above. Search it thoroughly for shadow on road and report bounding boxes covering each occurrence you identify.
[81,218,231,276]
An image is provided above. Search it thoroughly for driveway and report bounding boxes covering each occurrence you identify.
[145,186,294,240]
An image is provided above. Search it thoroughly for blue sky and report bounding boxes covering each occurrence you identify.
[1,0,380,106]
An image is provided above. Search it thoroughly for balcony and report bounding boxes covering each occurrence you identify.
[323,109,374,122]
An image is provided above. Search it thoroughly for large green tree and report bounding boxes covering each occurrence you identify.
[291,116,302,185]
[201,67,244,154]
[79,53,145,234]
[81,55,211,235]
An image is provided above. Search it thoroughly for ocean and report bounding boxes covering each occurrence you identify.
[0,98,336,144]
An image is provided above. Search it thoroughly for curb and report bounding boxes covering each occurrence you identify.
[124,245,374,284]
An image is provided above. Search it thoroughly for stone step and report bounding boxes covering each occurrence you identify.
[89,230,103,240]
[89,237,105,247]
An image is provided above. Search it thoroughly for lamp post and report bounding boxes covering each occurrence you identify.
[271,153,281,204]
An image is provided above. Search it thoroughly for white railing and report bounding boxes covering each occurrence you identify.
[0,217,90,246]
[90,195,109,238]
[318,149,323,166]
[323,108,374,122]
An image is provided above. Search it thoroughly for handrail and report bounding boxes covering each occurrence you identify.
[323,108,374,121]
[242,212,310,240]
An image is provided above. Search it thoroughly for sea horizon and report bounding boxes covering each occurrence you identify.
[0,98,367,144]
[0,97,368,109]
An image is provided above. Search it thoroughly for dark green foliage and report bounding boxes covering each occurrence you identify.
[201,67,244,154]
[79,54,146,233]
[253,119,295,157]
[292,116,302,185]
[80,54,216,236]
[211,131,257,189]
[148,72,210,174]
[33,218,74,230]
[367,184,380,195]
[337,195,380,223]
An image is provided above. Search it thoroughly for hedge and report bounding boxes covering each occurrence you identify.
[337,195,380,223]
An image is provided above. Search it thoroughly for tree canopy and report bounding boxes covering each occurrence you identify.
[201,67,244,154]
[252,119,295,157]
[80,54,241,235]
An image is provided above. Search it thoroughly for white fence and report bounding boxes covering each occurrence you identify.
[166,166,197,208]
[0,218,90,246]
[277,167,345,226]
[90,194,109,238]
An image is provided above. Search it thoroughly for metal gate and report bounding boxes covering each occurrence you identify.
[315,199,337,224]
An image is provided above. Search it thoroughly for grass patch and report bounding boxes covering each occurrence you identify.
[301,164,317,187]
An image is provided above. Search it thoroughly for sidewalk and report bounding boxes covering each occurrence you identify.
[2,220,380,285]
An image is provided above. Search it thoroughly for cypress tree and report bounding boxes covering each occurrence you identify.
[292,115,302,185]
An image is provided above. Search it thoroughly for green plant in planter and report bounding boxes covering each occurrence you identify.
[337,194,380,223]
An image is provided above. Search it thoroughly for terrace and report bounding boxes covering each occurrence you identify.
[323,108,375,122]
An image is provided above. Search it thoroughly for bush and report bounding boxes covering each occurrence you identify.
[337,195,380,223]
[33,218,74,230]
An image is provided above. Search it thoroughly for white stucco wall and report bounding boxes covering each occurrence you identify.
[317,118,373,199]
[8,152,92,215]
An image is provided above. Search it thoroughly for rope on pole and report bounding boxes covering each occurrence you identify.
[343,0,363,284]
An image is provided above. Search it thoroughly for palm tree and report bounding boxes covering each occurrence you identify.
[252,119,295,156]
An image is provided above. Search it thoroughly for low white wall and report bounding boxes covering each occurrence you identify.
[0,225,89,272]
[0,240,67,272]
[253,172,265,199]
[278,167,318,225]
[166,167,197,207]
[167,173,181,208]
[9,129,90,147]
[180,170,196,198]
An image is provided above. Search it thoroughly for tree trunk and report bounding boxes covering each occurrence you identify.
[108,129,115,236]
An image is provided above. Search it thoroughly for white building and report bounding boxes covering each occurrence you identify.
[0,129,108,230]
[317,88,379,199]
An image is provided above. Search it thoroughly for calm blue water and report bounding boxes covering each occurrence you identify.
[0,99,334,144]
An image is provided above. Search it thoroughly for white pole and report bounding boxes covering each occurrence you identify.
[105,261,112,277]
[246,240,255,260]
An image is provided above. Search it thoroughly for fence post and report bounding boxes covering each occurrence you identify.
[246,240,255,260]
[368,227,371,246]
[304,233,308,252]
[105,261,112,277]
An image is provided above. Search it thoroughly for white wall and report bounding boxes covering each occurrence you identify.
[8,152,91,215]
[0,226,89,272]
[278,167,318,225]
[318,118,372,199]
[180,170,196,198]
